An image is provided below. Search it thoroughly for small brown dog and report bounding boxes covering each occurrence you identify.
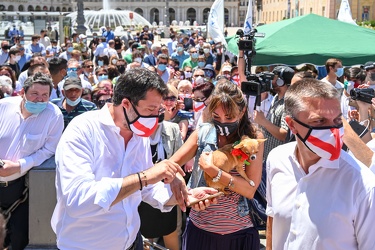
[203,135,266,194]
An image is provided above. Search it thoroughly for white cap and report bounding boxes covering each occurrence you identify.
[222,65,232,72]
[78,34,87,39]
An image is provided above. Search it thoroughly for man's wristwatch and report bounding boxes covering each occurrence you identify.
[212,169,222,183]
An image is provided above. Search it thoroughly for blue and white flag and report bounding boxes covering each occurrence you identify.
[207,0,227,47]
[243,0,253,34]
[337,0,357,25]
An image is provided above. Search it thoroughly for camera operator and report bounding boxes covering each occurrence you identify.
[254,66,294,160]
[362,61,375,87]
[342,95,375,174]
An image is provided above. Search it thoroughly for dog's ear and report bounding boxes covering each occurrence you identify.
[233,141,244,149]
[257,138,267,143]
[241,135,250,140]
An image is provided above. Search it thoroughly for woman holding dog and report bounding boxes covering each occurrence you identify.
[170,79,265,250]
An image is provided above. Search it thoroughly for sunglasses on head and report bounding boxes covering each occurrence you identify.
[163,96,177,101]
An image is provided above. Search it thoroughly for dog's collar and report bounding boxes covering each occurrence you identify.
[231,141,250,165]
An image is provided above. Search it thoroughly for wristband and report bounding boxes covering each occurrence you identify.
[238,56,244,58]
[137,172,143,190]
[212,169,222,183]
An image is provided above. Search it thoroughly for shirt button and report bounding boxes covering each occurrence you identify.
[291,230,298,236]
[295,202,302,208]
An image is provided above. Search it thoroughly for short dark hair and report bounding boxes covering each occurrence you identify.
[27,64,48,77]
[9,48,20,56]
[113,68,168,106]
[49,58,67,75]
[23,72,53,95]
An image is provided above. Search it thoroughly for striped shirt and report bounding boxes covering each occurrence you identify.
[189,170,252,234]
[51,98,97,129]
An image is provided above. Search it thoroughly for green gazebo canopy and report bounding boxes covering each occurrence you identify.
[226,14,375,66]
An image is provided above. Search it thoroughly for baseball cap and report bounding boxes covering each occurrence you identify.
[222,65,232,73]
[272,66,295,85]
[363,61,375,71]
[63,77,82,90]
[79,34,87,39]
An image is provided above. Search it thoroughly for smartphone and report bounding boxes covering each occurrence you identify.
[188,192,224,206]
[0,159,4,168]
[183,97,193,111]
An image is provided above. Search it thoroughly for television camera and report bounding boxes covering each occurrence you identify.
[350,88,374,104]
[237,29,272,109]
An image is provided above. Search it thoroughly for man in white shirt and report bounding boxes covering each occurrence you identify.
[266,78,375,250]
[103,39,118,58]
[321,58,345,92]
[51,68,217,250]
[0,72,64,250]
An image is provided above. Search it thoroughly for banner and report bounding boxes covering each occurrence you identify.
[243,0,253,34]
[207,0,227,47]
[337,0,357,25]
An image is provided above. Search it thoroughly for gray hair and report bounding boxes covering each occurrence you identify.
[23,72,53,95]
[284,78,341,117]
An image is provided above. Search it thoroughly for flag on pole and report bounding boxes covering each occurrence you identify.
[243,0,253,34]
[338,0,357,25]
[207,0,227,47]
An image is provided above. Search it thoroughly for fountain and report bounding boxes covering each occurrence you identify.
[67,0,152,33]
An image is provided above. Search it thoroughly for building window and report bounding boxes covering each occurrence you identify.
[322,6,325,17]
[362,6,369,21]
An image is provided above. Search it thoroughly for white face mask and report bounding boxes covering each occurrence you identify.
[134,57,142,64]
[203,48,210,54]
[184,71,192,78]
[294,117,344,161]
[14,55,21,62]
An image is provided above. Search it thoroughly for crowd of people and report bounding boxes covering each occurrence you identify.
[0,24,375,250]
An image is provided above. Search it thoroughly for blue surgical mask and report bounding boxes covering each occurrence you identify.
[177,47,183,52]
[66,97,81,106]
[157,64,167,71]
[67,70,78,78]
[98,60,104,67]
[198,62,205,68]
[67,47,74,53]
[335,67,344,78]
[192,53,199,59]
[20,41,25,45]
[98,75,108,82]
[24,98,48,114]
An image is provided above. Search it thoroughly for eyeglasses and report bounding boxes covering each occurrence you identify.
[84,65,94,68]
[97,98,112,108]
[68,68,78,71]
[194,74,205,77]
[98,73,107,76]
[193,97,207,102]
[163,96,177,101]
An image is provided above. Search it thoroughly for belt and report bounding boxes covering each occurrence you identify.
[0,177,23,188]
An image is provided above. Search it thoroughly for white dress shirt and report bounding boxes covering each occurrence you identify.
[51,104,173,250]
[0,96,64,181]
[266,142,375,250]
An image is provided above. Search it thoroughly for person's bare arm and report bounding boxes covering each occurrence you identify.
[111,160,184,206]
[342,119,374,168]
[266,216,273,250]
[254,111,288,141]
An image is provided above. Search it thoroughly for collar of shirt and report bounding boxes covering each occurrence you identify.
[98,104,120,133]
